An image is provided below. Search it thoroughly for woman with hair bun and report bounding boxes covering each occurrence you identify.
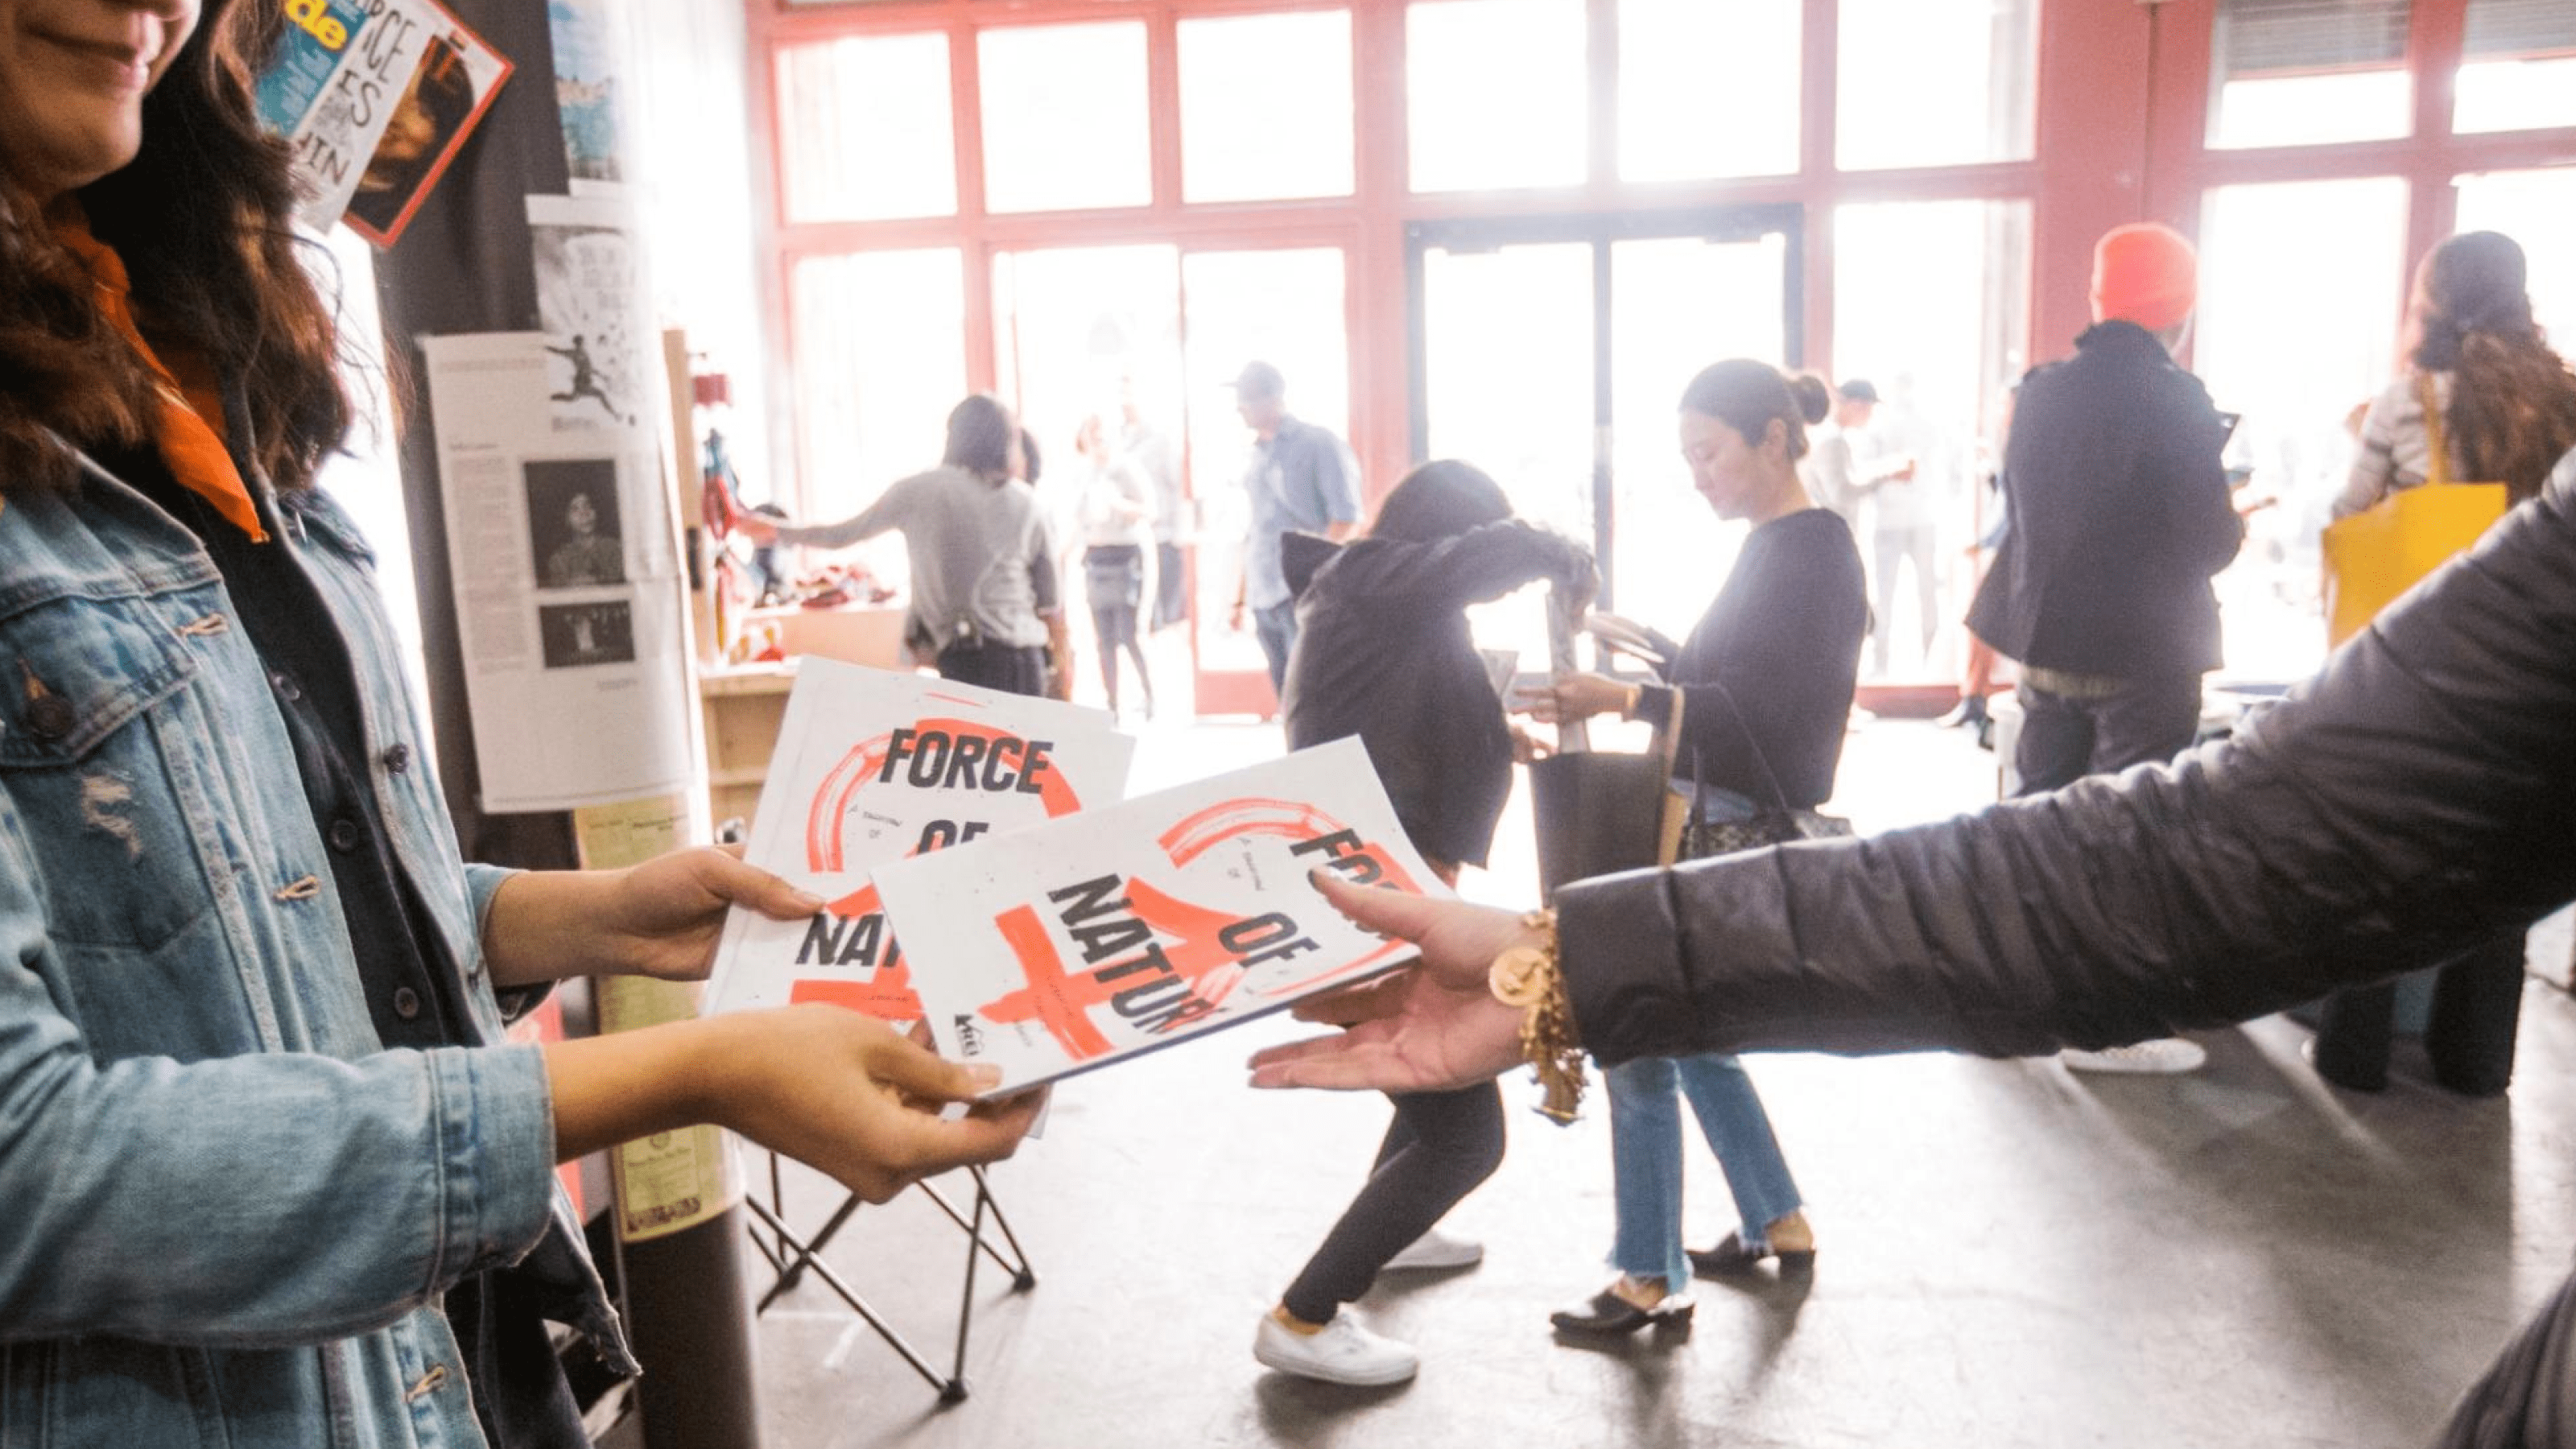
[1523,360,1866,1338]
[2315,230,2576,1096]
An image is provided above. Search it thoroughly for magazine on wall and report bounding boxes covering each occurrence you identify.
[342,0,514,248]
[700,659,1135,1026]
[250,0,511,240]
[874,737,1453,1096]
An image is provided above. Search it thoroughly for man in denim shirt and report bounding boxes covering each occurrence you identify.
[1226,361,1362,696]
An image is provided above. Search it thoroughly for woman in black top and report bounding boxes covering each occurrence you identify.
[1525,362,1866,1337]
[1252,461,1594,1386]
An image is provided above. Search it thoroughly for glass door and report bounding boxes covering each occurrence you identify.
[1408,208,1801,673]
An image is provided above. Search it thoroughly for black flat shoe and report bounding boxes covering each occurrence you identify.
[1688,1232,1816,1279]
[1549,1287,1695,1336]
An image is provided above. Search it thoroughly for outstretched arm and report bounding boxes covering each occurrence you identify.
[1257,468,2576,1088]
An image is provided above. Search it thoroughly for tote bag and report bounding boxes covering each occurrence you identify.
[2321,377,2509,647]
[1528,592,1686,899]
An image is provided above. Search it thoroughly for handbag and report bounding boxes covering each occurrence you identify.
[2320,375,2509,647]
[1674,675,1856,861]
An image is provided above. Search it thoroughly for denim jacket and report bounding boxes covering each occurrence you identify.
[0,450,631,1447]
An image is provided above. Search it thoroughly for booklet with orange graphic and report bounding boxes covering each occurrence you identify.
[700,659,1136,1026]
[874,737,1452,1095]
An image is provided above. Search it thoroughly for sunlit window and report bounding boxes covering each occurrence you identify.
[1835,0,2036,171]
[979,22,1152,214]
[1407,0,1587,193]
[791,250,968,532]
[1618,0,1799,182]
[1179,11,1356,203]
[1832,200,2031,679]
[2454,169,2576,349]
[1608,233,1790,634]
[776,34,956,223]
[1422,242,1596,543]
[2455,0,2576,134]
[2197,177,2409,679]
[2209,0,2412,150]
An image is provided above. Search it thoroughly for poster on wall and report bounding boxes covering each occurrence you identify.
[875,737,1452,1095]
[419,331,691,811]
[700,660,1134,1025]
[528,195,654,436]
[342,0,512,249]
[547,0,630,187]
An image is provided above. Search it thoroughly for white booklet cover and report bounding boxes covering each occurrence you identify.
[874,736,1453,1094]
[700,659,1136,1024]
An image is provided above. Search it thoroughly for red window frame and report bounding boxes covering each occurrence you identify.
[743,0,2576,553]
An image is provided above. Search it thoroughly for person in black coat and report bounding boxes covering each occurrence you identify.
[1251,460,1594,1388]
[1964,222,2245,1076]
[1966,223,2245,795]
[1520,362,1865,1337]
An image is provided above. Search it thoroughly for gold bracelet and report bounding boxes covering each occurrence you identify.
[1488,909,1586,1125]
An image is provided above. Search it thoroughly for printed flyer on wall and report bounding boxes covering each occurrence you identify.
[874,737,1452,1095]
[700,660,1136,1026]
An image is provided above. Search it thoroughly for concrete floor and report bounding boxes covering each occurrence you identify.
[741,717,2576,1449]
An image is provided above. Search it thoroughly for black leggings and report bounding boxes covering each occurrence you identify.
[1282,1081,1505,1325]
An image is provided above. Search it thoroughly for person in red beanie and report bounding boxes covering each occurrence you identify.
[1961,221,2246,1075]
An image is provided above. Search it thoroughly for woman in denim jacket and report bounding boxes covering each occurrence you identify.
[0,1,1039,1444]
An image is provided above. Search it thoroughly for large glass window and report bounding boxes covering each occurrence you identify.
[2455,0,2576,134]
[1406,0,1588,193]
[1835,0,2036,171]
[1617,0,1799,183]
[2197,177,2409,680]
[979,22,1153,214]
[2454,168,2576,348]
[775,33,956,223]
[1179,11,1356,203]
[2208,0,2413,150]
[1831,200,2031,679]
[1608,233,1790,634]
[790,250,968,534]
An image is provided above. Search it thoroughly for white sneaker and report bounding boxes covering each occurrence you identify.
[1253,1311,1421,1387]
[1381,1228,1483,1272]
[2061,1038,2207,1075]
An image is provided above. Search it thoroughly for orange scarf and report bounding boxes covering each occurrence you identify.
[51,211,266,542]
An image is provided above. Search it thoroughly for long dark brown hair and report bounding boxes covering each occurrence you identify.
[0,0,349,494]
[2413,230,2576,502]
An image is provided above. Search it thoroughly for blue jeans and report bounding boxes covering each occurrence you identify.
[1253,598,1298,697]
[1605,787,1801,1293]
[1607,1055,1804,1294]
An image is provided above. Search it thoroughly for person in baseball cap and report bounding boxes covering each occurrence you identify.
[1230,359,1286,402]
